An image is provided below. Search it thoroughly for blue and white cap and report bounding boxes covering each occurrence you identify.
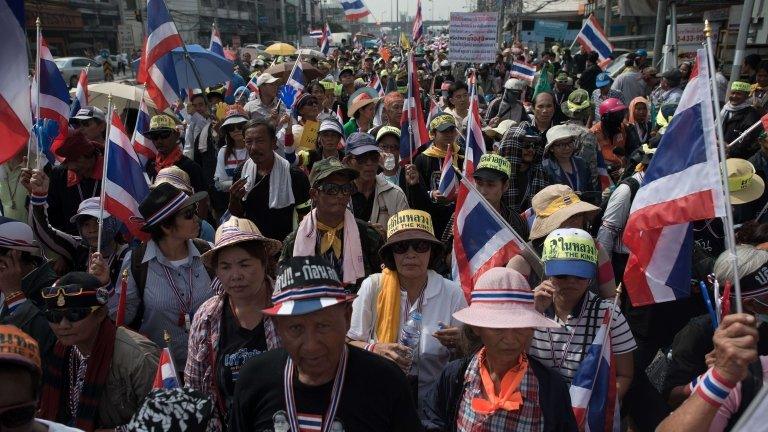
[263,256,356,316]
[70,197,111,223]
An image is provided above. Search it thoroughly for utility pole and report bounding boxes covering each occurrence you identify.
[652,0,668,67]
[603,0,611,37]
[281,0,287,42]
[729,0,755,86]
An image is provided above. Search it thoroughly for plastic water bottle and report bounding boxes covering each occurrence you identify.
[399,312,423,375]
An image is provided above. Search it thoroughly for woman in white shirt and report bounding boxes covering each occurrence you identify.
[347,209,466,412]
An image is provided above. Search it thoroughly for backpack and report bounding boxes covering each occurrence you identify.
[589,176,640,237]
[127,238,214,331]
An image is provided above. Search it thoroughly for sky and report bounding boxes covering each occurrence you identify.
[360,0,472,23]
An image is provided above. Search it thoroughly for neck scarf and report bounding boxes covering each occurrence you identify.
[40,319,117,431]
[241,152,295,209]
[293,209,364,284]
[316,220,344,258]
[721,100,753,115]
[155,146,183,171]
[422,144,447,159]
[471,348,528,415]
[375,268,402,343]
[67,155,104,188]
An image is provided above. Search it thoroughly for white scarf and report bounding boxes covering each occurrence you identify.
[241,152,295,209]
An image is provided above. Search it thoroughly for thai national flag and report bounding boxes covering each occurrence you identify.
[69,69,89,118]
[309,28,323,38]
[575,14,614,67]
[369,74,385,96]
[105,109,151,240]
[246,75,259,93]
[340,0,371,21]
[426,98,442,127]
[623,49,725,307]
[131,98,157,167]
[412,0,423,43]
[399,52,429,164]
[569,305,619,432]
[437,145,457,200]
[463,72,485,178]
[596,151,613,190]
[453,177,527,299]
[152,347,180,389]
[0,0,32,164]
[35,36,70,152]
[140,0,184,111]
[320,23,332,56]
[287,59,305,93]
[511,61,536,84]
[208,24,224,57]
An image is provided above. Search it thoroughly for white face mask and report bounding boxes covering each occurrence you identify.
[382,153,396,171]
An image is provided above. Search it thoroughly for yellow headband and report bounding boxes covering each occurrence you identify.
[387,210,435,237]
[538,193,581,218]
[731,81,751,93]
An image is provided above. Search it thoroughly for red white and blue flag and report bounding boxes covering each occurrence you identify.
[69,69,89,118]
[246,75,259,93]
[369,73,385,97]
[399,52,429,164]
[412,0,423,43]
[35,36,71,151]
[152,347,180,389]
[575,15,614,67]
[463,73,486,178]
[623,49,725,306]
[426,98,441,127]
[453,177,527,300]
[340,0,371,21]
[140,0,184,111]
[437,145,457,201]
[320,23,332,56]
[596,150,613,191]
[0,0,32,164]
[287,59,306,93]
[104,109,151,240]
[131,98,157,168]
[569,304,619,432]
[209,24,224,57]
[309,28,323,38]
[511,61,536,84]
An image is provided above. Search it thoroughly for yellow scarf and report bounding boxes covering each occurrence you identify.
[316,220,344,258]
[375,268,401,343]
[421,145,448,159]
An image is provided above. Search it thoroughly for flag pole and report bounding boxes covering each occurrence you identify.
[97,95,113,256]
[726,118,765,149]
[407,52,415,160]
[29,18,42,169]
[705,20,743,313]
[161,8,211,108]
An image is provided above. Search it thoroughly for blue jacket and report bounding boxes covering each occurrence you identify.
[542,156,599,204]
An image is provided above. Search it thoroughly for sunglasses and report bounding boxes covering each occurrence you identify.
[317,182,356,196]
[552,275,589,281]
[76,119,94,128]
[229,123,246,131]
[41,284,86,299]
[152,130,173,140]
[520,143,535,150]
[44,306,99,324]
[391,240,432,254]
[0,402,37,428]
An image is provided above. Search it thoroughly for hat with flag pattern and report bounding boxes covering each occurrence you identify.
[262,256,356,316]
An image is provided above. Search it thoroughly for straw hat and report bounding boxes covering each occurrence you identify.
[727,158,765,205]
[201,217,283,269]
[153,166,193,194]
[347,87,379,117]
[452,268,558,329]
[529,184,599,240]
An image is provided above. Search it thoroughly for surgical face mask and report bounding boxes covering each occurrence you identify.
[382,153,396,171]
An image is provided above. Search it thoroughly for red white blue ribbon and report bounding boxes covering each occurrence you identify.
[694,367,736,407]
[284,345,348,432]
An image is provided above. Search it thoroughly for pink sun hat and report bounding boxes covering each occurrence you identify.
[453,268,559,329]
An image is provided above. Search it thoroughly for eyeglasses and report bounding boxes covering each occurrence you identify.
[551,140,574,149]
[76,119,94,128]
[178,205,198,220]
[44,306,99,324]
[230,123,246,131]
[41,284,85,299]
[354,152,380,163]
[391,240,432,254]
[0,402,37,428]
[152,130,173,140]
[317,182,356,196]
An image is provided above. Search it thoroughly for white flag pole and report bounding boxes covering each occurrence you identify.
[29,18,42,169]
[97,95,113,256]
[705,20,743,313]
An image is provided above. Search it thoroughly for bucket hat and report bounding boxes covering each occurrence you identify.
[727,158,765,205]
[153,166,194,194]
[347,87,379,117]
[452,268,558,329]
[70,197,111,224]
[380,210,443,257]
[137,183,207,232]
[561,89,592,119]
[529,184,599,240]
[201,217,282,269]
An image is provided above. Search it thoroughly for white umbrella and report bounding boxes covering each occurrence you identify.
[70,82,159,114]
[295,48,326,59]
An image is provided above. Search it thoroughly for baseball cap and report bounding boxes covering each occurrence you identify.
[376,126,401,142]
[146,115,178,138]
[42,272,110,310]
[635,49,648,57]
[0,325,41,374]
[346,132,379,156]
[309,157,358,187]
[473,154,511,182]
[255,73,279,87]
[318,118,344,136]
[220,105,249,128]
[55,131,99,162]
[70,197,111,224]
[542,228,598,279]
[263,256,356,316]
[595,72,612,88]
[69,106,106,124]
[429,114,456,132]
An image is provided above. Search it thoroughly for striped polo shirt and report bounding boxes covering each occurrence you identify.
[528,291,636,384]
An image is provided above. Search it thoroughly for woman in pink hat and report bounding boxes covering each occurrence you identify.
[422,267,576,432]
